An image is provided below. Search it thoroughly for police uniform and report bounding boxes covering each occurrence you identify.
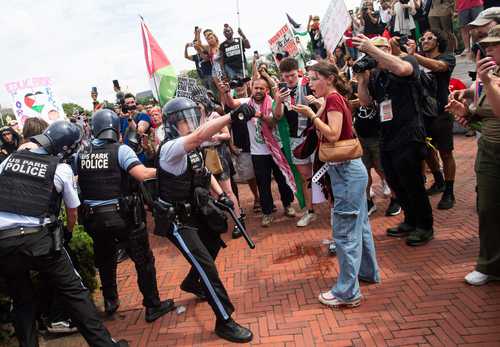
[0,147,120,347]
[77,139,163,313]
[157,137,234,321]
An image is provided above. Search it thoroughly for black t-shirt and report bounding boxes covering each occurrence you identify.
[363,12,384,35]
[369,55,426,151]
[353,106,380,139]
[220,38,245,70]
[429,53,456,113]
[192,54,212,77]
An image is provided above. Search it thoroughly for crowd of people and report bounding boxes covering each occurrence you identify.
[1,1,500,346]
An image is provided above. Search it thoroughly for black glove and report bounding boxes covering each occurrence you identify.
[63,226,73,245]
[230,103,255,123]
[218,192,234,210]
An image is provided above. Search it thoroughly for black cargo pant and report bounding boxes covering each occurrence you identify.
[84,210,161,308]
[381,142,434,230]
[161,216,234,322]
[0,231,117,347]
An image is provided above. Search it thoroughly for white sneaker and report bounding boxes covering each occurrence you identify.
[261,214,273,227]
[464,270,500,286]
[296,211,317,227]
[284,206,296,218]
[381,180,391,197]
[318,291,361,308]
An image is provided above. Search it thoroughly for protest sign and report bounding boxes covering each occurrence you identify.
[320,0,351,53]
[4,77,66,128]
[268,24,301,64]
[175,76,198,98]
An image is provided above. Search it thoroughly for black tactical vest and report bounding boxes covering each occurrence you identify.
[157,142,211,204]
[0,150,60,218]
[77,142,131,200]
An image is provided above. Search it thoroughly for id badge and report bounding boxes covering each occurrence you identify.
[380,99,394,122]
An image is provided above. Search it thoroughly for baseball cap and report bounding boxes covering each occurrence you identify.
[480,24,500,44]
[371,36,390,47]
[469,7,500,27]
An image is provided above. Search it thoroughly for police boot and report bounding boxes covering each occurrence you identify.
[104,297,120,316]
[145,299,176,323]
[180,279,207,300]
[215,318,253,343]
[231,216,245,239]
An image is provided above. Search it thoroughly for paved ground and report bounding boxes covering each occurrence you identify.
[37,135,500,347]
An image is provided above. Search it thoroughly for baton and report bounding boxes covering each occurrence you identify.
[213,200,255,249]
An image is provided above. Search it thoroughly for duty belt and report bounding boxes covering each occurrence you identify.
[88,203,120,215]
[0,225,44,240]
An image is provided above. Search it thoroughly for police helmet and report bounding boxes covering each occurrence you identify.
[162,97,200,139]
[91,109,120,141]
[32,120,82,158]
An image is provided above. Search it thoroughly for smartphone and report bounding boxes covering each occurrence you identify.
[278,82,288,91]
[91,86,97,94]
[471,42,487,59]
[112,80,120,89]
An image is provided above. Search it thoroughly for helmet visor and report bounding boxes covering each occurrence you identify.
[171,108,200,135]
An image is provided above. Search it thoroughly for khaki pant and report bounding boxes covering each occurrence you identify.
[475,138,500,276]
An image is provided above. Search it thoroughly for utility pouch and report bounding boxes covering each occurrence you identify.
[49,221,64,253]
[153,199,176,237]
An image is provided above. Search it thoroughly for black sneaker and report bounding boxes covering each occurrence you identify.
[104,298,120,316]
[180,281,206,301]
[328,241,337,256]
[114,339,129,347]
[386,223,415,237]
[406,228,434,246]
[385,199,402,216]
[367,199,377,217]
[426,182,445,196]
[145,299,176,323]
[232,216,245,239]
[215,318,253,343]
[437,193,455,210]
[116,248,129,263]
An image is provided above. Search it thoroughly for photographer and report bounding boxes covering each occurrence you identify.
[219,24,250,81]
[121,93,153,164]
[405,30,457,210]
[353,34,434,247]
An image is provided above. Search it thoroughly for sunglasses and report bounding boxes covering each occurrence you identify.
[419,36,437,43]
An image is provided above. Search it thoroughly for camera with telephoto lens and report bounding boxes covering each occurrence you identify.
[228,76,251,89]
[352,55,378,73]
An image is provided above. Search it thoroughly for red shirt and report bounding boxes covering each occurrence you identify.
[456,0,483,12]
[322,91,354,142]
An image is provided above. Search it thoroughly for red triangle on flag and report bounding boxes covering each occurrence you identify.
[140,19,171,77]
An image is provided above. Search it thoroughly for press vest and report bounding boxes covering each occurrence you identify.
[77,142,131,200]
[0,150,60,218]
[157,144,211,204]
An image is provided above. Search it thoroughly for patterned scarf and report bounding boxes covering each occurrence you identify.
[248,95,297,193]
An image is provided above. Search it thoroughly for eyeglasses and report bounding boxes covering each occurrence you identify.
[419,36,437,43]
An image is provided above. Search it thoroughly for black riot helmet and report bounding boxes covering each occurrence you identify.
[162,97,200,140]
[31,120,82,158]
[91,109,120,141]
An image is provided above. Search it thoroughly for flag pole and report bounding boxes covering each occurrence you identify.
[236,0,241,29]
[235,0,247,78]
[140,15,163,107]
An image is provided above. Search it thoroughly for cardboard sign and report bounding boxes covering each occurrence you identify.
[268,24,301,63]
[320,0,351,53]
[175,77,198,98]
[4,77,66,128]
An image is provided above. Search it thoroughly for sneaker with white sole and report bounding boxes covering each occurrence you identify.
[284,206,296,218]
[296,211,317,227]
[261,214,273,227]
[465,270,500,286]
[328,241,337,255]
[381,180,391,197]
[318,291,361,308]
[47,320,78,334]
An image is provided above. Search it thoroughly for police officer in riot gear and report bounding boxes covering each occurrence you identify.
[77,109,175,322]
[0,120,128,347]
[155,97,255,343]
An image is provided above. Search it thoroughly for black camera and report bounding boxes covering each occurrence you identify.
[352,55,378,73]
[399,0,410,4]
[471,42,487,59]
[229,76,251,89]
[399,35,409,47]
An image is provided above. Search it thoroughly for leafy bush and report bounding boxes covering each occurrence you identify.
[68,225,98,293]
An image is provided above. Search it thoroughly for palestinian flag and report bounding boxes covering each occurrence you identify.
[140,17,177,106]
[286,13,308,37]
